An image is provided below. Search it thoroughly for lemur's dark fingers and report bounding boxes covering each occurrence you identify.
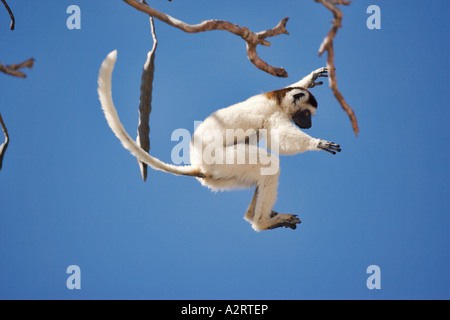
[329,144,341,152]
[312,67,328,79]
[316,67,328,73]
[327,142,341,150]
[311,81,324,88]
[319,147,337,155]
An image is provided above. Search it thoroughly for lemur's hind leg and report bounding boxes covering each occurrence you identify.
[245,188,300,230]
[243,159,301,231]
[199,144,300,231]
[244,186,288,226]
[244,186,259,223]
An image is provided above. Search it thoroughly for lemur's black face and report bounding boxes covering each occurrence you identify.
[292,91,317,129]
[293,109,312,129]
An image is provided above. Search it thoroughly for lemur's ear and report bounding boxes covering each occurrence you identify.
[293,92,305,103]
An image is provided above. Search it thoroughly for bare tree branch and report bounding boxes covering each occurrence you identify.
[123,0,290,77]
[0,58,35,78]
[1,0,14,30]
[136,16,158,181]
[315,0,359,136]
[0,113,9,171]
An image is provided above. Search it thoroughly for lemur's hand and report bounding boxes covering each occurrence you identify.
[317,140,341,155]
[306,67,328,88]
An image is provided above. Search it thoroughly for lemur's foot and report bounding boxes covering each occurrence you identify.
[267,212,301,230]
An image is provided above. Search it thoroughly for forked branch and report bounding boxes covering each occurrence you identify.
[315,0,359,136]
[0,58,35,78]
[123,0,290,77]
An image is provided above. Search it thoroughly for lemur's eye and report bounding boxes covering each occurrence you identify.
[293,93,305,101]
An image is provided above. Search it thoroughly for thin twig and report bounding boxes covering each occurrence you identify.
[0,58,35,78]
[0,113,9,171]
[1,0,15,30]
[315,0,359,136]
[136,16,158,181]
[123,0,289,77]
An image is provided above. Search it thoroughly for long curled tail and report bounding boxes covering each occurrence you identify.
[97,50,204,178]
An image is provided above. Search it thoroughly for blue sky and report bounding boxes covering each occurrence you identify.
[0,0,449,300]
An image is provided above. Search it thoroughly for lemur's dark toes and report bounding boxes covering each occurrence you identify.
[267,215,301,230]
[268,222,297,230]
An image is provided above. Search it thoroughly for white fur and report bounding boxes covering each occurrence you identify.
[97,51,336,231]
[190,88,322,230]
